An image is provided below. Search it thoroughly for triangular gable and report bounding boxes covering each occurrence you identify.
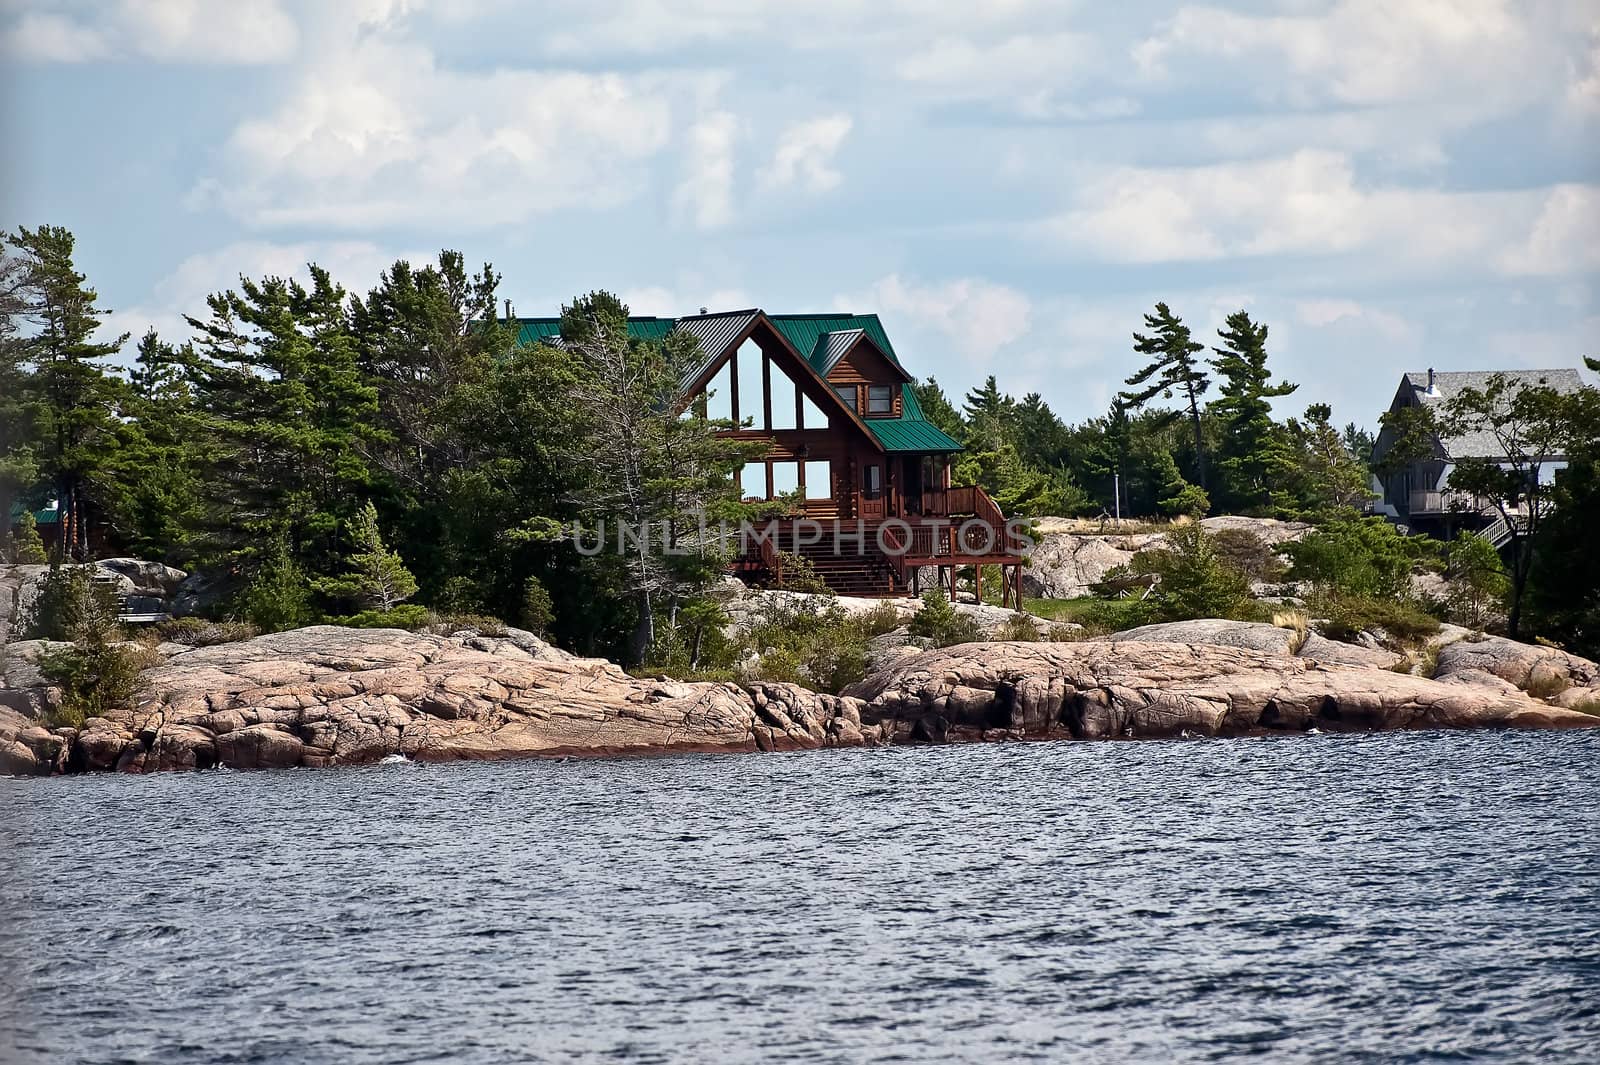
[823,331,911,384]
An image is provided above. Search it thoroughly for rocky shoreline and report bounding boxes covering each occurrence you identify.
[3,618,1596,777]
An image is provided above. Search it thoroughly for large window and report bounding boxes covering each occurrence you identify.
[867,385,894,414]
[770,461,800,497]
[769,362,798,431]
[804,460,832,500]
[739,461,768,500]
[735,340,764,427]
[703,361,732,422]
[800,392,829,429]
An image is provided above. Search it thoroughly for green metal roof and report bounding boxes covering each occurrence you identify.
[512,317,675,347]
[508,309,961,454]
[868,386,963,452]
[8,503,59,525]
[765,314,903,371]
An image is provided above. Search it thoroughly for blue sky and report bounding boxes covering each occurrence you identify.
[3,0,1597,428]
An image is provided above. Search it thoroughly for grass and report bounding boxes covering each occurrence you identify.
[1023,596,1154,636]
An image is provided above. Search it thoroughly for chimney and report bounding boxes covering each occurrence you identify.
[699,306,708,315]
[1426,367,1438,396]
[504,298,512,321]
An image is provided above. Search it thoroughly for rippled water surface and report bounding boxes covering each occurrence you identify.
[3,730,1599,1063]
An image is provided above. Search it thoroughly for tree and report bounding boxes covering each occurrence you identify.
[1208,310,1297,511]
[240,537,314,632]
[962,375,1014,439]
[1128,524,1251,622]
[1524,358,1600,654]
[1278,403,1373,517]
[1014,392,1069,470]
[1442,531,1508,630]
[185,266,378,581]
[1122,302,1211,491]
[558,291,758,661]
[1426,373,1598,637]
[911,377,965,442]
[106,330,203,561]
[1152,449,1209,518]
[6,226,129,560]
[0,242,40,539]
[316,501,419,611]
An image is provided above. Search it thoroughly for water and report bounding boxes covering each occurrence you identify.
[3,730,1598,1064]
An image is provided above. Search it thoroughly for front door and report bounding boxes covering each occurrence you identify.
[861,463,884,520]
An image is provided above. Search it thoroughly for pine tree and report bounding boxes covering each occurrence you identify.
[316,501,418,611]
[1278,403,1372,517]
[1121,302,1211,492]
[1152,449,1210,518]
[1208,310,1297,512]
[0,243,40,538]
[962,375,1014,443]
[5,226,129,560]
[185,266,377,579]
[9,508,48,564]
[107,330,203,561]
[911,377,965,441]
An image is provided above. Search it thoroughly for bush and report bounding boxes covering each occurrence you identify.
[23,566,119,642]
[773,551,830,594]
[8,510,48,564]
[36,639,159,729]
[1209,528,1286,582]
[330,604,434,630]
[1317,596,1441,648]
[520,575,554,636]
[1442,531,1508,629]
[994,612,1042,642]
[1127,524,1255,623]
[1282,517,1430,600]
[426,611,508,637]
[908,589,982,647]
[153,617,261,647]
[1025,596,1155,637]
[241,542,313,633]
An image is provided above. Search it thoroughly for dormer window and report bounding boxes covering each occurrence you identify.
[835,384,857,410]
[867,384,893,415]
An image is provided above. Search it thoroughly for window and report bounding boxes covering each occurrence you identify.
[800,392,830,430]
[769,362,798,430]
[735,340,764,427]
[834,384,858,411]
[703,361,732,422]
[770,461,800,497]
[740,461,768,500]
[867,385,894,414]
[804,460,832,500]
[864,464,882,499]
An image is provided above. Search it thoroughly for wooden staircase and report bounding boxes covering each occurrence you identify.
[790,535,905,597]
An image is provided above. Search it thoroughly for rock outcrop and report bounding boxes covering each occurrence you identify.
[3,616,1595,778]
[0,626,882,776]
[1021,516,1311,599]
[843,640,1598,742]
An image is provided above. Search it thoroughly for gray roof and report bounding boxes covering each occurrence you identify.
[811,329,865,376]
[673,309,760,388]
[1401,368,1586,459]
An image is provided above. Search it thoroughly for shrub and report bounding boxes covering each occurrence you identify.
[313,502,419,611]
[1210,528,1286,582]
[1442,531,1509,629]
[773,551,831,594]
[1128,524,1254,623]
[908,589,982,647]
[241,541,313,633]
[153,617,261,647]
[742,598,877,691]
[520,575,554,636]
[426,611,508,637]
[8,510,48,564]
[24,566,118,641]
[1025,596,1155,636]
[331,604,434,630]
[36,638,159,729]
[433,575,487,615]
[994,612,1042,642]
[1281,517,1430,600]
[1317,596,1441,647]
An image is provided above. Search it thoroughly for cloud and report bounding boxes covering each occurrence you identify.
[1295,299,1418,344]
[673,110,739,230]
[196,35,682,229]
[759,114,853,194]
[1500,185,1600,276]
[3,0,297,64]
[1047,149,1547,269]
[106,239,420,342]
[1135,0,1550,117]
[843,274,1031,364]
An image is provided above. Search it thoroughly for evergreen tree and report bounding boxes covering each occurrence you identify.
[185,266,378,581]
[962,375,1015,442]
[1208,310,1297,511]
[1121,302,1211,492]
[1013,392,1068,469]
[910,377,965,441]
[5,226,129,560]
[1278,403,1372,517]
[0,243,40,536]
[8,508,48,564]
[107,330,203,561]
[315,501,419,611]
[1152,449,1209,518]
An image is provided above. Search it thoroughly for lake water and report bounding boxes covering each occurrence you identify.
[3,730,1598,1063]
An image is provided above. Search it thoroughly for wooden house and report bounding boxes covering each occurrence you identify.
[512,308,1027,603]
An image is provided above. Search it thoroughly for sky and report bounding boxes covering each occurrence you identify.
[2,0,1597,428]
